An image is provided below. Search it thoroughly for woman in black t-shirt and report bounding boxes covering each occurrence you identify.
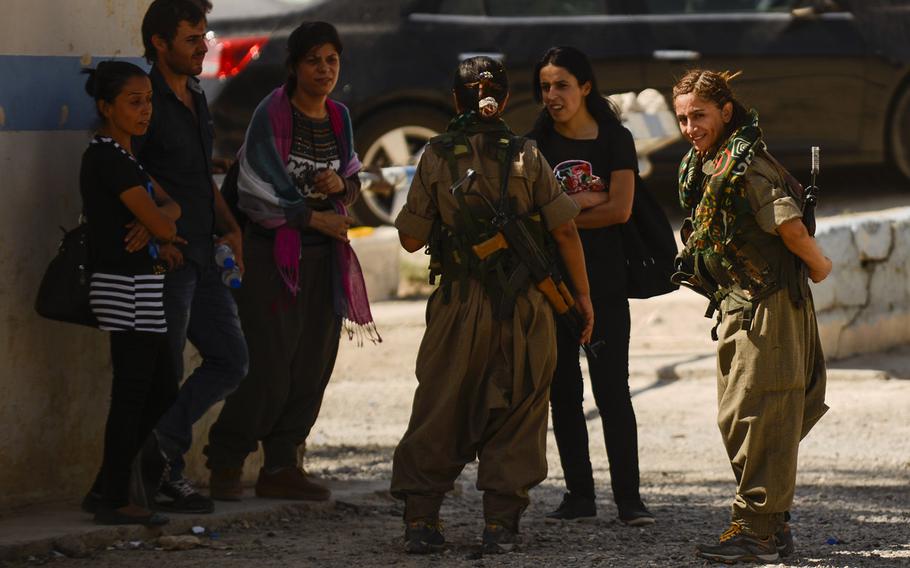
[527,46,654,526]
[80,61,183,526]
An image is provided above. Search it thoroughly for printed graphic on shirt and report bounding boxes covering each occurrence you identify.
[553,159,605,194]
[288,108,341,201]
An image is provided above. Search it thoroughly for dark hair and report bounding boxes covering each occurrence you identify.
[529,46,621,138]
[141,0,208,64]
[673,69,750,133]
[285,21,343,95]
[452,56,509,120]
[82,61,149,116]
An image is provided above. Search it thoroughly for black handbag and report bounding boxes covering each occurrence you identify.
[621,177,679,299]
[34,221,98,327]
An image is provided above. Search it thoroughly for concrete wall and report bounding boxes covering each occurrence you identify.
[812,207,910,359]
[0,1,152,511]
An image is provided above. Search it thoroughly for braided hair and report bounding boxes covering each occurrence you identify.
[453,56,508,120]
[673,69,751,133]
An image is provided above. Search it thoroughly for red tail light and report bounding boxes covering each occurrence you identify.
[201,36,269,79]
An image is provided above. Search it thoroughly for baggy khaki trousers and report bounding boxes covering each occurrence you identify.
[391,285,557,530]
[715,288,828,537]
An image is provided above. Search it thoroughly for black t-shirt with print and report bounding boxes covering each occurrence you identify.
[80,138,156,274]
[533,120,638,299]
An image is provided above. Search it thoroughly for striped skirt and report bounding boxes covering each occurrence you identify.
[89,272,167,333]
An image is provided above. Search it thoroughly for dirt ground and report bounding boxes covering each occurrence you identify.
[10,297,910,568]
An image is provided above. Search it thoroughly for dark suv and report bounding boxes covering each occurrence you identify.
[201,0,910,224]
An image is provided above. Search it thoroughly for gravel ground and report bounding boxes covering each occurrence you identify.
[8,297,908,568]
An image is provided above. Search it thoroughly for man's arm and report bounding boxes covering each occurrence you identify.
[213,179,245,272]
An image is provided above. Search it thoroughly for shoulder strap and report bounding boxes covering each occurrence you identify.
[429,132,472,184]
[496,134,525,214]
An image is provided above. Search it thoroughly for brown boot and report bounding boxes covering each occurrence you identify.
[255,467,330,501]
[209,467,244,501]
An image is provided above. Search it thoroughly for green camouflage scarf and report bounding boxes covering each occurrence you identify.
[678,110,763,256]
[446,110,511,136]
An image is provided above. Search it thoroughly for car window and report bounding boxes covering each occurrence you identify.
[487,0,607,16]
[643,0,796,13]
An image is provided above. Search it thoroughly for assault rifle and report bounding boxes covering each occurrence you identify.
[451,169,602,358]
[803,146,820,236]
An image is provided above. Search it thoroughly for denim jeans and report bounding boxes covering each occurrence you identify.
[155,252,249,479]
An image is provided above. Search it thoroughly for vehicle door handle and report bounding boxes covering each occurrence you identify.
[459,51,505,62]
[652,50,701,61]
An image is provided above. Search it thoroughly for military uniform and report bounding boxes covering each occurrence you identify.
[697,150,828,537]
[391,130,578,530]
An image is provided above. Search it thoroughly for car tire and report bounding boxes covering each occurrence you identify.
[889,83,910,182]
[352,106,451,226]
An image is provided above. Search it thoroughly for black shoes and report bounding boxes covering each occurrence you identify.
[696,522,780,564]
[546,493,597,520]
[155,476,215,514]
[481,522,518,554]
[133,432,170,508]
[774,522,795,557]
[404,519,445,554]
[617,500,656,527]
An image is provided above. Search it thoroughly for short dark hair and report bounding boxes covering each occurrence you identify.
[141,0,208,64]
[530,46,620,137]
[285,21,343,94]
[452,56,508,120]
[82,61,148,116]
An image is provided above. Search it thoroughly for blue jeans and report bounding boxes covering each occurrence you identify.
[155,255,249,479]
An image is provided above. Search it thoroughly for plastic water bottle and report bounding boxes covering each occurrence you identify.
[221,267,242,289]
[214,243,236,269]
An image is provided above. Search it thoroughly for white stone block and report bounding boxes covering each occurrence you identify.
[836,308,910,359]
[868,262,909,308]
[853,219,892,261]
[810,276,836,312]
[892,218,910,267]
[816,225,858,268]
[350,226,401,302]
[816,306,859,359]
[833,267,869,307]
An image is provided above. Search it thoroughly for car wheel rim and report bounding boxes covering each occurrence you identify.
[361,125,438,225]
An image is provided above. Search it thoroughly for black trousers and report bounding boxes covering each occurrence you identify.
[549,297,641,505]
[205,233,342,470]
[96,331,176,508]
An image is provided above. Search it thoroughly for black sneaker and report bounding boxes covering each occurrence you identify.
[774,523,795,557]
[696,522,780,564]
[617,500,655,527]
[156,476,215,514]
[131,432,170,508]
[481,523,518,554]
[546,493,596,520]
[404,519,445,554]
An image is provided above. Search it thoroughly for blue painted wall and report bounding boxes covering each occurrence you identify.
[0,55,146,132]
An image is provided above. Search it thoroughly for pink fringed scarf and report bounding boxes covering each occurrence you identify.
[262,87,379,343]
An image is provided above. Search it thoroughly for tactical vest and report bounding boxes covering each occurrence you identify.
[425,129,554,320]
[689,149,810,331]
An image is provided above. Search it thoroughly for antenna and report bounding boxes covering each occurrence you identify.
[810,146,819,177]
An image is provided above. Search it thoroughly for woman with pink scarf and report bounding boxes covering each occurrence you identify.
[204,21,377,502]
